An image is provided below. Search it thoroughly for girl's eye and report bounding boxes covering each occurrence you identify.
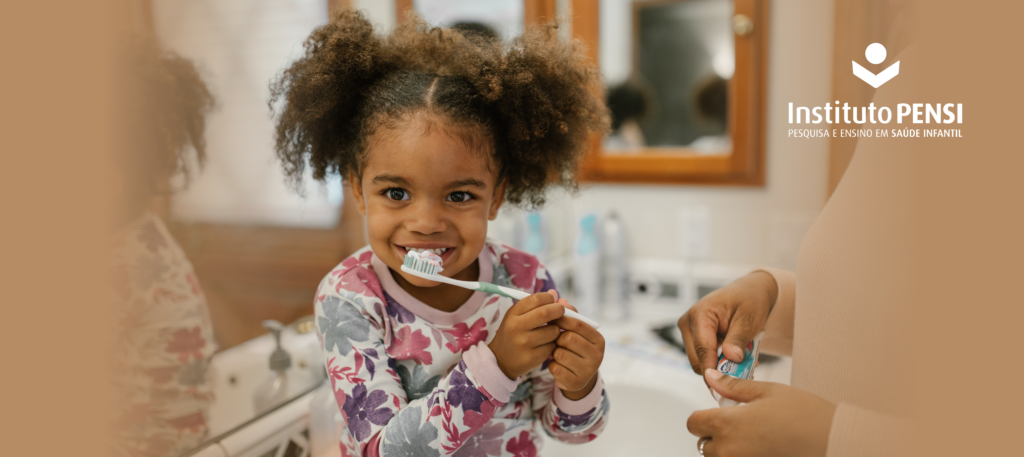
[386,188,410,201]
[446,191,474,203]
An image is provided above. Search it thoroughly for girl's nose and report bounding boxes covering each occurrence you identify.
[404,201,447,235]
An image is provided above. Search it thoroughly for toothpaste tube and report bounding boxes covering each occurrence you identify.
[712,332,764,407]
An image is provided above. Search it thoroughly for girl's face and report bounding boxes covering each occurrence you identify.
[350,115,505,288]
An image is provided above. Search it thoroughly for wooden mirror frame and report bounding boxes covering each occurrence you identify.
[574,0,769,185]
[392,0,766,185]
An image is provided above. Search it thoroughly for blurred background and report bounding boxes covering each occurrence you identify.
[106,0,912,456]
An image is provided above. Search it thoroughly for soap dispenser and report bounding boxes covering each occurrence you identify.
[253,320,292,413]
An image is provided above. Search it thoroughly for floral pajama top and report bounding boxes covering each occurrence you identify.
[314,239,609,457]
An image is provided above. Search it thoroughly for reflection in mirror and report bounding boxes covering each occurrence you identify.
[413,0,523,41]
[602,0,734,154]
[110,1,346,456]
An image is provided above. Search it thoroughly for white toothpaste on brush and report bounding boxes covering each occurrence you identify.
[712,332,764,407]
[408,250,444,273]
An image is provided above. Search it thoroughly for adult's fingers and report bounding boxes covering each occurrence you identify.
[690,309,723,375]
[704,368,772,403]
[686,408,722,438]
[700,438,719,457]
[511,290,557,315]
[720,308,763,363]
[521,302,566,328]
[679,313,703,373]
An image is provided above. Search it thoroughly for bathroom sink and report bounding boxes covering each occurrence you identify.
[541,349,719,457]
[541,314,792,457]
[207,325,324,436]
[544,381,715,457]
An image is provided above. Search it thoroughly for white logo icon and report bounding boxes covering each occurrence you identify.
[852,43,899,88]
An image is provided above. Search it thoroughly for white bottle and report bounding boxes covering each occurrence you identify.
[253,320,292,414]
[573,213,602,319]
[309,380,343,457]
[603,211,629,320]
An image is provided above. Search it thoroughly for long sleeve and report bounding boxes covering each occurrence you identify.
[530,368,609,444]
[316,288,519,457]
[825,404,908,457]
[752,267,796,357]
[527,270,609,444]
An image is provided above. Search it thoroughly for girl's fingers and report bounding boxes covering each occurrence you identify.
[522,302,567,328]
[511,291,557,316]
[528,323,561,347]
[534,342,557,361]
[555,331,601,360]
[552,346,588,374]
[547,360,578,380]
[554,312,602,344]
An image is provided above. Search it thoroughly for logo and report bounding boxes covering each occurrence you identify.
[852,43,899,88]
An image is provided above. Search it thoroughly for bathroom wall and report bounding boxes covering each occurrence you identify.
[355,0,834,270]
[544,0,834,270]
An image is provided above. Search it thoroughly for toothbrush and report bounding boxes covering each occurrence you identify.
[402,250,601,329]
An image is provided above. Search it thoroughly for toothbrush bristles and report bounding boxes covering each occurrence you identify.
[403,251,442,276]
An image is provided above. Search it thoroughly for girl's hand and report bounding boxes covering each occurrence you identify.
[550,301,605,400]
[678,271,778,377]
[687,369,835,457]
[488,290,565,379]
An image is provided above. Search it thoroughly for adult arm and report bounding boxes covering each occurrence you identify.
[751,268,796,357]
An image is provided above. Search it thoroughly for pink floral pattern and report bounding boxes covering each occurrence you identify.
[387,326,434,365]
[110,213,216,457]
[506,430,538,457]
[165,327,206,363]
[315,240,608,456]
[444,317,490,353]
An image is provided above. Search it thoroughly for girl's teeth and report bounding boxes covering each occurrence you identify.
[405,247,448,254]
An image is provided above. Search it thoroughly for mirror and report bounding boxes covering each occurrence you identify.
[407,0,524,40]
[605,0,733,153]
[576,0,768,185]
[111,1,359,456]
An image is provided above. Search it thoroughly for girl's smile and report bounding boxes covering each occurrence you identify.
[350,113,505,311]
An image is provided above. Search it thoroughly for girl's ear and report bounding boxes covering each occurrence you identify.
[348,173,367,216]
[488,179,507,221]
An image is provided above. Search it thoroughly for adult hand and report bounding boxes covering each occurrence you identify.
[687,369,835,457]
[550,299,605,400]
[488,290,564,379]
[678,271,778,377]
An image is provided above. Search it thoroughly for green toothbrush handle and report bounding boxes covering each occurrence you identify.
[476,282,531,301]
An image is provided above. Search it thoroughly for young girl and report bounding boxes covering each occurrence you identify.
[271,11,609,456]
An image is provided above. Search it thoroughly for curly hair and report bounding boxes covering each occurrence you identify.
[269,10,608,208]
[118,34,215,196]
